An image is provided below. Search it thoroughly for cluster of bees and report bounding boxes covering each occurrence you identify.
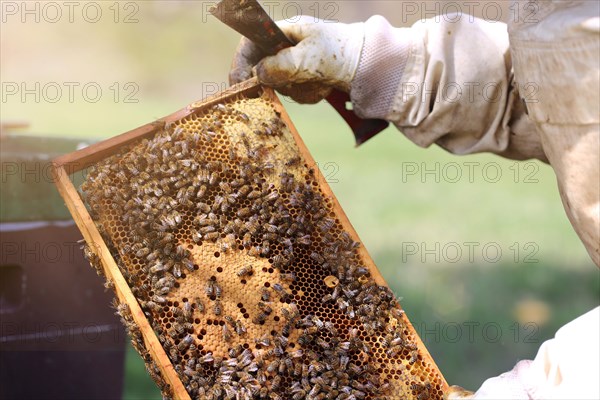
[80,95,442,399]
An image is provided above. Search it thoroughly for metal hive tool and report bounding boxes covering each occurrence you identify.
[52,79,448,400]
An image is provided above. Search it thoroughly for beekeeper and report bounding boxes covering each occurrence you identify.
[229,1,599,398]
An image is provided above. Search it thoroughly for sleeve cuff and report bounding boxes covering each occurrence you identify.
[350,15,414,120]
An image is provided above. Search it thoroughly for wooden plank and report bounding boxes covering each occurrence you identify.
[52,165,191,400]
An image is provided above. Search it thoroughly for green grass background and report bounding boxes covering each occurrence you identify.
[2,2,598,397]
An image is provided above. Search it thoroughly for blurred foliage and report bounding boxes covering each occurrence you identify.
[2,1,598,398]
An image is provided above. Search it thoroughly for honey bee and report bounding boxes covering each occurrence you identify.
[234,320,246,335]
[310,252,325,264]
[285,223,298,236]
[177,334,194,351]
[258,243,270,256]
[245,219,260,235]
[280,172,294,192]
[271,254,286,268]
[183,301,193,319]
[257,301,272,314]
[385,347,400,358]
[272,283,285,294]
[347,305,356,319]
[281,304,299,321]
[405,341,418,351]
[196,184,207,198]
[169,347,179,362]
[152,295,166,304]
[173,322,185,334]
[271,375,282,390]
[148,262,167,274]
[309,360,325,374]
[304,326,319,336]
[209,171,219,186]
[172,263,182,279]
[144,301,162,313]
[266,359,280,374]
[200,225,216,234]
[222,324,232,342]
[391,307,405,320]
[236,207,252,219]
[103,279,114,291]
[213,300,222,316]
[135,247,150,258]
[204,232,219,241]
[318,217,335,233]
[321,294,333,303]
[279,272,296,282]
[214,282,222,298]
[324,321,338,335]
[252,312,268,325]
[237,265,253,277]
[204,280,215,297]
[196,202,211,213]
[409,350,419,365]
[242,233,252,248]
[296,234,311,246]
[260,288,270,302]
[239,112,250,122]
[284,156,301,167]
[199,352,214,363]
[228,344,243,358]
[218,181,231,193]
[264,191,279,202]
[292,390,307,400]
[254,335,271,347]
[281,322,292,337]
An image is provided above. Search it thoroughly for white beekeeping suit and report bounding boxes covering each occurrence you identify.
[230,1,600,398]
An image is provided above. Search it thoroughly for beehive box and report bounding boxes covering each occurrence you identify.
[53,79,448,400]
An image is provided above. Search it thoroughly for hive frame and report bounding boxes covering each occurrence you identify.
[52,78,448,399]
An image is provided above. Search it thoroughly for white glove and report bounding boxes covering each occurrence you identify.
[229,16,365,104]
[445,307,600,400]
[444,385,475,399]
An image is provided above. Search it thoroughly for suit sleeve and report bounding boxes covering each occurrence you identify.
[349,15,547,162]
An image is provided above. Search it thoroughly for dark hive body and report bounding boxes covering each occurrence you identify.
[80,92,445,399]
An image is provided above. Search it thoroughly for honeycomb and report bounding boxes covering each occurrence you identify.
[80,90,445,400]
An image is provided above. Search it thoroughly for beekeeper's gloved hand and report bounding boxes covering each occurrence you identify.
[444,386,475,399]
[229,16,364,104]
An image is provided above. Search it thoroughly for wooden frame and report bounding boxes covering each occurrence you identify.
[53,78,448,399]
